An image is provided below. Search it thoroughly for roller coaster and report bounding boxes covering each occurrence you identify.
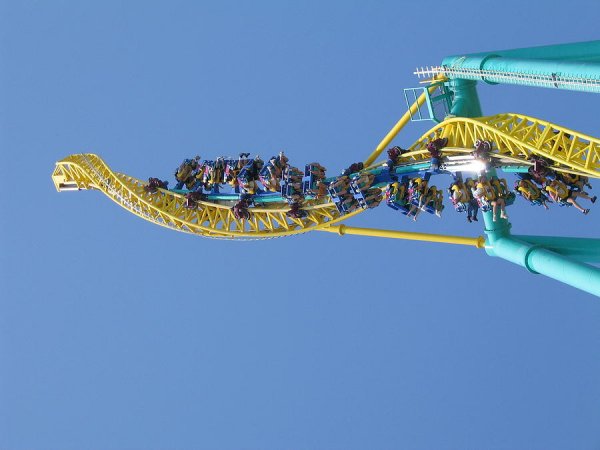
[52,41,600,296]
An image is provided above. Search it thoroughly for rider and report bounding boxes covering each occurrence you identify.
[427,137,448,171]
[472,140,492,163]
[329,176,351,196]
[184,191,206,209]
[475,175,508,221]
[174,156,200,190]
[286,201,307,219]
[559,172,592,191]
[421,185,444,217]
[307,162,327,180]
[544,179,597,214]
[451,179,478,222]
[407,177,429,221]
[516,178,550,209]
[145,177,169,194]
[386,146,408,177]
[231,196,252,220]
[386,181,409,206]
[363,188,383,209]
[490,176,509,199]
[352,172,375,191]
[341,162,364,177]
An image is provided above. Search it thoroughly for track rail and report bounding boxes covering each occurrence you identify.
[52,113,600,239]
[52,154,362,240]
[407,113,600,177]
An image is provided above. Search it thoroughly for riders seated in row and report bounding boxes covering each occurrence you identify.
[161,138,598,227]
[405,177,443,221]
[514,168,595,214]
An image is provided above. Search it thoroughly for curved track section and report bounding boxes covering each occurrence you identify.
[52,114,600,240]
[52,154,362,240]
[404,113,600,177]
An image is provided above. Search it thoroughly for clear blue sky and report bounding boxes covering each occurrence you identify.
[2,1,600,449]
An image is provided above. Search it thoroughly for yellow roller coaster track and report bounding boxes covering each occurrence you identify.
[51,153,364,240]
[52,113,600,240]
[403,113,600,176]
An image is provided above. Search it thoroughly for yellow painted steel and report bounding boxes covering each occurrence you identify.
[363,81,444,167]
[404,113,600,178]
[52,154,363,240]
[321,224,486,248]
[52,113,600,241]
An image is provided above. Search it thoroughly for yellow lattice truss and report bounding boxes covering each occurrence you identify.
[405,113,600,177]
[52,113,600,240]
[51,154,363,239]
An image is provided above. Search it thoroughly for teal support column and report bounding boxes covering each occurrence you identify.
[448,78,483,118]
[513,235,600,263]
[437,41,600,296]
[451,40,600,61]
[527,247,600,296]
[488,236,600,297]
[442,40,600,66]
[481,198,600,296]
[440,41,600,94]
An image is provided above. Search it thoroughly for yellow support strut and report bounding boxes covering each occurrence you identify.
[363,81,442,167]
[321,224,485,249]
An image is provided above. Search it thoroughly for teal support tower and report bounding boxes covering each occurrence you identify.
[442,41,600,297]
[441,41,600,94]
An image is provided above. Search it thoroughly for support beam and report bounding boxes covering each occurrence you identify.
[448,78,482,117]
[440,40,600,94]
[320,224,485,248]
[363,83,441,167]
[513,235,600,263]
[487,236,600,297]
